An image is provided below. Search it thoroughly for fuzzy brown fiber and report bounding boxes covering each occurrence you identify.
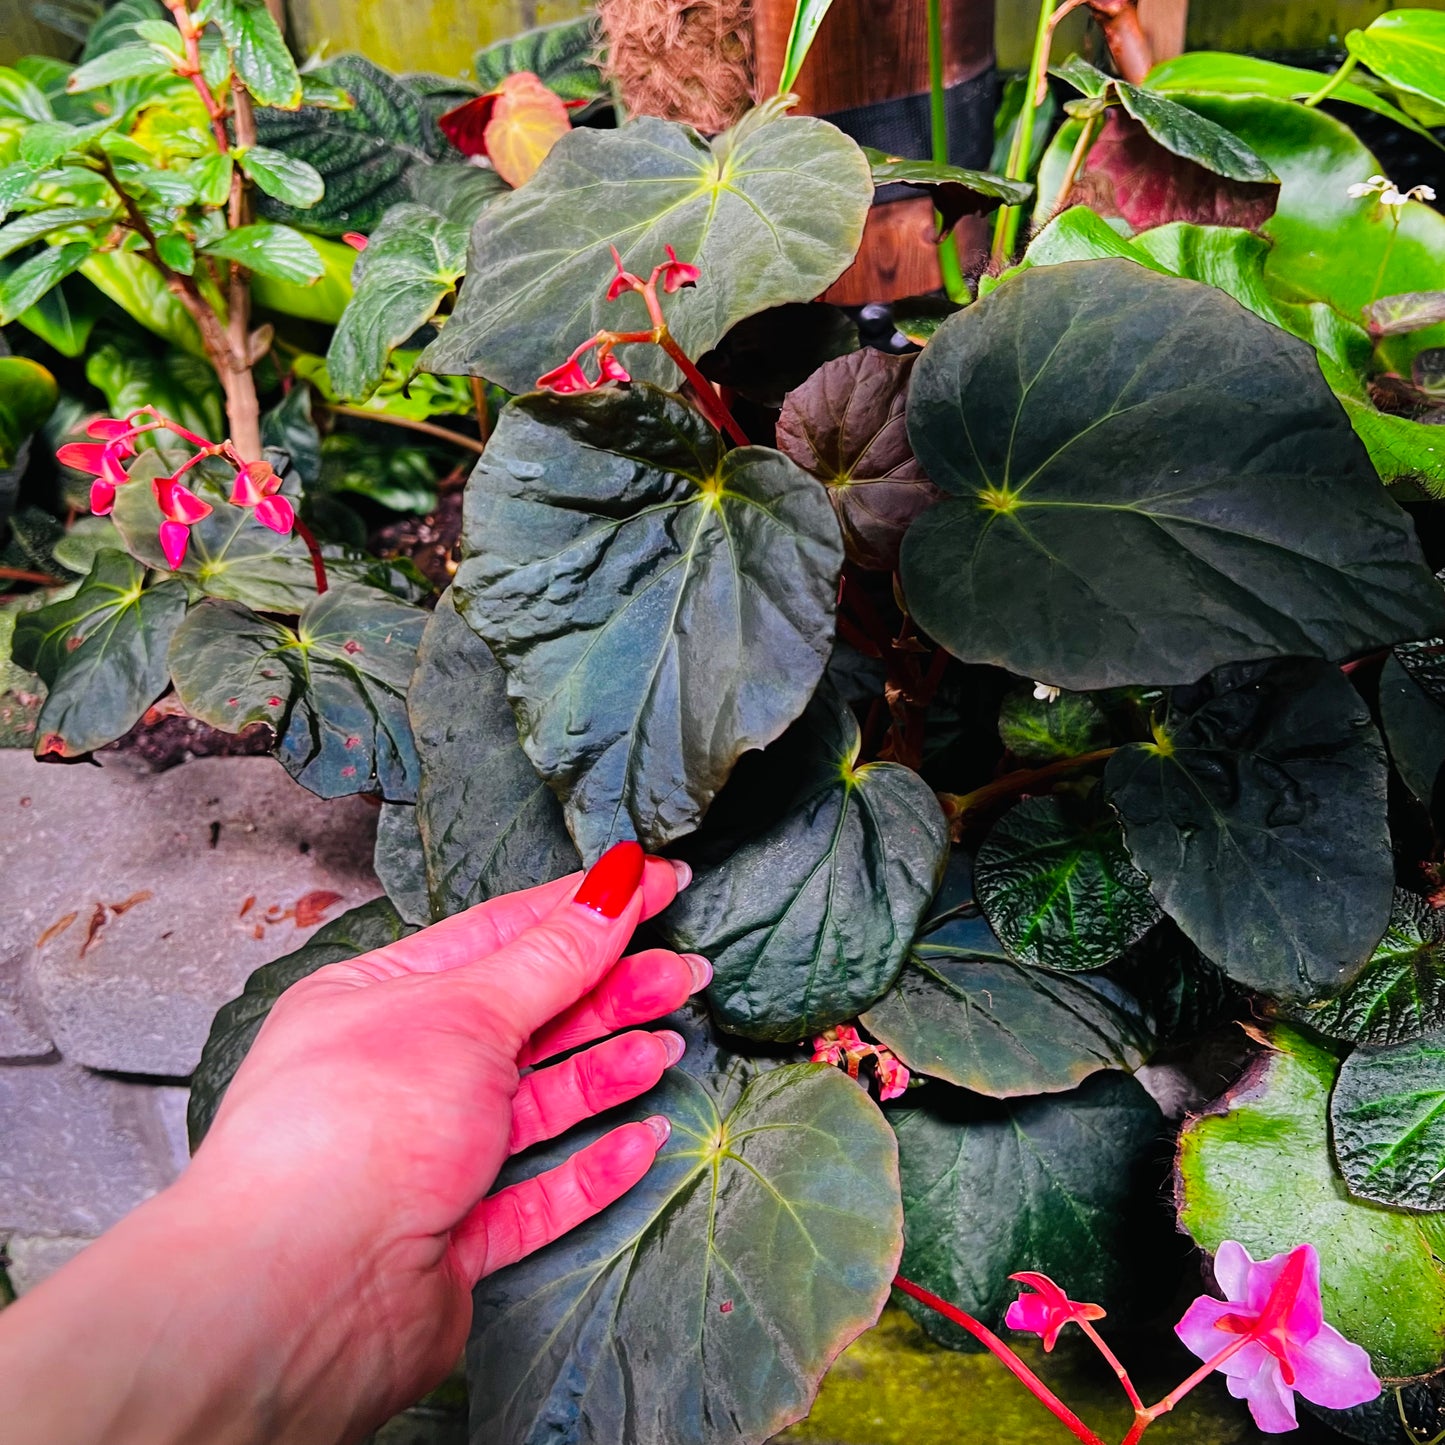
[598,0,754,133]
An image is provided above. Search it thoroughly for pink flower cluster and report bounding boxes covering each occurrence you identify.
[810,1024,910,1101]
[58,411,295,569]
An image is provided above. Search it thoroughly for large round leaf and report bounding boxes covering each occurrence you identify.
[900,259,1445,689]
[1177,1025,1445,1377]
[468,1020,902,1445]
[660,687,948,1041]
[187,897,409,1148]
[168,584,426,801]
[892,1072,1167,1349]
[996,685,1109,766]
[0,355,56,469]
[454,385,843,859]
[1106,659,1392,1002]
[975,793,1159,973]
[1332,1031,1445,1212]
[419,101,872,395]
[409,589,578,921]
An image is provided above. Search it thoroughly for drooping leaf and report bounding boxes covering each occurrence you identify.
[200,222,323,283]
[455,385,843,859]
[892,1072,1167,1349]
[660,686,949,1041]
[975,794,1159,974]
[1381,649,1445,809]
[0,205,112,263]
[1332,1032,1445,1212]
[1293,891,1445,1048]
[65,43,175,93]
[996,686,1110,766]
[201,0,301,109]
[1112,79,1275,183]
[325,201,468,402]
[11,549,187,757]
[237,144,325,207]
[1106,660,1391,1003]
[408,590,578,922]
[167,584,426,801]
[776,349,940,571]
[900,259,1445,689]
[1346,9,1445,118]
[0,241,93,324]
[188,897,410,1147]
[0,356,57,470]
[472,16,605,103]
[1177,1025,1445,1377]
[1364,291,1445,338]
[469,1016,902,1445]
[860,147,1031,234]
[373,802,430,927]
[419,101,872,395]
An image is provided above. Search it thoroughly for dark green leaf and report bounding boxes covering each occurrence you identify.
[11,549,187,757]
[154,232,194,274]
[860,147,1031,233]
[1177,1024,1445,1377]
[697,302,858,408]
[906,850,1011,963]
[976,794,1159,973]
[0,241,93,324]
[776,349,940,571]
[8,275,101,358]
[660,686,948,1041]
[0,356,57,470]
[83,0,168,61]
[996,686,1109,766]
[318,435,437,513]
[167,584,425,801]
[201,0,301,109]
[187,897,411,1147]
[900,260,1445,689]
[237,144,325,207]
[409,590,578,922]
[325,201,467,402]
[373,802,430,927]
[1364,290,1445,337]
[404,160,508,228]
[260,380,321,487]
[420,101,872,395]
[1106,659,1391,1002]
[1332,1031,1445,1211]
[472,15,604,103]
[1295,891,1445,1047]
[892,1072,1167,1348]
[0,206,111,263]
[1381,647,1445,808]
[1347,10,1445,117]
[1114,80,1275,183]
[470,1029,901,1445]
[65,43,174,93]
[455,385,843,858]
[200,222,323,283]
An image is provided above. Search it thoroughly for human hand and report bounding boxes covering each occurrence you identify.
[177,841,707,1440]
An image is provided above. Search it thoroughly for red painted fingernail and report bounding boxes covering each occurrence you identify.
[643,1114,672,1146]
[573,840,645,918]
[657,1029,686,1065]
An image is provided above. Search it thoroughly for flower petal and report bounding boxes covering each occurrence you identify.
[1005,1294,1052,1337]
[158,520,190,570]
[253,494,295,534]
[438,94,498,158]
[1290,1323,1381,1410]
[1212,1240,1254,1302]
[537,357,595,393]
[1235,1358,1299,1434]
[89,479,116,516]
[1176,1294,1239,1362]
[56,442,105,475]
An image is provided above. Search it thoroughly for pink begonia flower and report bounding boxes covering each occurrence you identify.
[152,475,213,569]
[598,350,631,384]
[229,459,280,508]
[537,357,595,394]
[659,243,700,293]
[1005,1272,1107,1352]
[89,479,117,516]
[254,494,295,534]
[158,519,191,569]
[874,1049,911,1101]
[810,1025,911,1099]
[1176,1241,1379,1433]
[607,244,642,301]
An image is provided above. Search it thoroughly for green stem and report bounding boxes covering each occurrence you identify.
[926,0,968,301]
[1368,212,1402,305]
[1304,53,1358,107]
[1049,110,1100,216]
[991,0,1056,266]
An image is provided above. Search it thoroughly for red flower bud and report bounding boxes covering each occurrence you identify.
[598,351,631,384]
[158,519,191,570]
[607,244,642,302]
[341,232,369,251]
[253,494,295,534]
[89,479,116,516]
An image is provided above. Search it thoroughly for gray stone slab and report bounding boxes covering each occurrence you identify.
[1,753,382,1076]
[0,950,50,1061]
[4,1233,93,1294]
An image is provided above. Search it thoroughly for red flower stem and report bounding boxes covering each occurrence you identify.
[892,1277,1109,1445]
[1075,1320,1145,1412]
[125,409,214,450]
[291,517,329,596]
[1119,1335,1252,1445]
[657,332,749,447]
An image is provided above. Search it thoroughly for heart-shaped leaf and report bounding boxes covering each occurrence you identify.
[996,686,1110,766]
[1293,891,1445,1047]
[408,589,578,922]
[472,16,604,103]
[468,1025,902,1445]
[419,100,872,395]
[1177,1025,1445,1377]
[976,794,1159,973]
[454,385,843,859]
[892,1072,1167,1349]
[0,356,57,469]
[1347,9,1445,116]
[660,686,948,1041]
[776,349,941,571]
[1332,1031,1445,1212]
[12,548,187,757]
[472,72,572,188]
[188,897,411,1147]
[901,259,1445,689]
[167,584,426,801]
[1106,659,1392,1002]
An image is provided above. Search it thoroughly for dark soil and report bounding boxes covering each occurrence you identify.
[101,713,275,771]
[371,490,463,596]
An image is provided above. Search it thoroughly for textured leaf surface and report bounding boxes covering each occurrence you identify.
[472,16,604,102]
[1113,78,1275,183]
[168,585,425,801]
[660,687,948,1041]
[860,147,1031,233]
[1332,1032,1445,1212]
[409,590,577,921]
[455,385,842,858]
[1177,1025,1445,1376]
[237,144,324,207]
[12,549,186,757]
[420,103,872,394]
[1107,660,1391,1002]
[976,794,1158,973]
[201,222,322,283]
[893,1072,1166,1348]
[469,1028,902,1445]
[901,259,1445,689]
[203,0,300,109]
[776,349,940,571]
[373,801,430,927]
[996,687,1109,766]
[187,897,407,1147]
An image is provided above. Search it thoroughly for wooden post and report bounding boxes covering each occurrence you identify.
[752,0,997,303]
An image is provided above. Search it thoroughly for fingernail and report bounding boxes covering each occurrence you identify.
[683,953,713,991]
[644,1114,672,1146]
[670,858,692,889]
[573,840,645,919]
[657,1029,686,1065]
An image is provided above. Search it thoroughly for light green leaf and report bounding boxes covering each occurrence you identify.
[996,686,1109,766]
[0,241,93,324]
[65,43,175,94]
[1347,10,1445,118]
[0,356,58,470]
[201,0,301,109]
[0,203,110,264]
[201,221,323,283]
[18,117,115,167]
[777,0,836,94]
[237,145,324,208]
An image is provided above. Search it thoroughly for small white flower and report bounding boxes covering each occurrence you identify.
[1381,185,1408,206]
[1033,682,1061,703]
[1348,174,1387,199]
[1349,173,1436,210]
